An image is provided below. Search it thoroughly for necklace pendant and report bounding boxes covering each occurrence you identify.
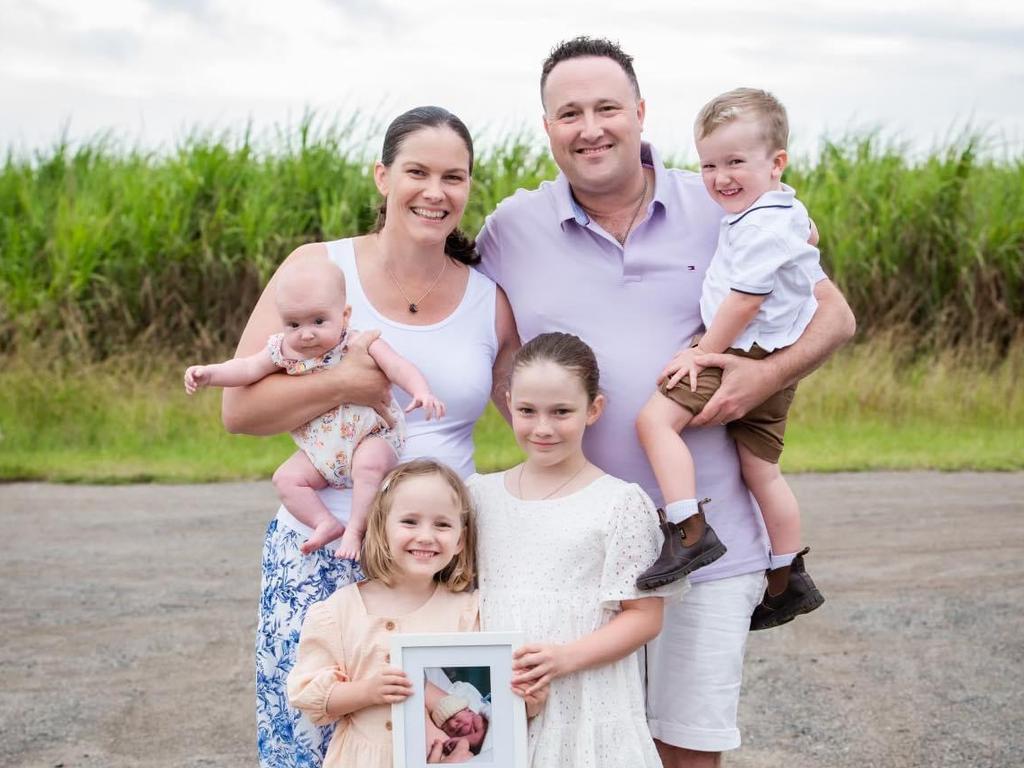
[408,303,418,314]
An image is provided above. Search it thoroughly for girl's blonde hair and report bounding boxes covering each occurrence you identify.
[361,459,476,592]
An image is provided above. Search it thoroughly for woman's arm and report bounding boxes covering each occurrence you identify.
[221,243,392,435]
[510,596,663,694]
[489,287,520,424]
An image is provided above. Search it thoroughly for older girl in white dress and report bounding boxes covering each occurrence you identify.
[469,333,686,768]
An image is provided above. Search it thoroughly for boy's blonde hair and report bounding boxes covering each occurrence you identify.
[361,459,476,593]
[695,87,789,152]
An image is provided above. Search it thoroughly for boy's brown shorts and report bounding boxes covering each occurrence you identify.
[658,344,796,464]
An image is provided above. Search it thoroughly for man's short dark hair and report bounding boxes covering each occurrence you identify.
[540,36,641,107]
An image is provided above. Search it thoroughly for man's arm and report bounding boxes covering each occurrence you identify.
[490,287,520,424]
[221,242,391,436]
[690,278,856,427]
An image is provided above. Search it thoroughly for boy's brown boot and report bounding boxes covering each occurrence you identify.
[749,547,824,630]
[635,499,727,590]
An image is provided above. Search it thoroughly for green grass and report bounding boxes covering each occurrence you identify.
[1,340,1019,483]
[1,123,1022,359]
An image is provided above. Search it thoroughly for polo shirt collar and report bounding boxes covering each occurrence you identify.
[554,141,668,227]
[726,184,796,225]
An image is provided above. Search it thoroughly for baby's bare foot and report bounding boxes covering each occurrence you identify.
[300,519,344,555]
[334,528,364,561]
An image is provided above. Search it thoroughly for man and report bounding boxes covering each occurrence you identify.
[475,37,855,768]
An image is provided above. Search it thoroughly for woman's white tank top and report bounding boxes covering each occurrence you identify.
[274,237,498,533]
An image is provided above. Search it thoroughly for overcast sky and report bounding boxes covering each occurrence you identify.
[3,0,1023,160]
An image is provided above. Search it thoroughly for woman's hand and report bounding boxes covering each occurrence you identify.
[511,643,574,695]
[362,665,413,705]
[341,330,395,427]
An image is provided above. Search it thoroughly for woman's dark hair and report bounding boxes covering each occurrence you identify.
[512,332,601,403]
[373,106,479,265]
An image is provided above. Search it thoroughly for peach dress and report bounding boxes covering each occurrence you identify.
[288,582,479,768]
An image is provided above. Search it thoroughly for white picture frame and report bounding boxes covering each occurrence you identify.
[391,631,527,768]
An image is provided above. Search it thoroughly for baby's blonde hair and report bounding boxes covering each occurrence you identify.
[361,459,476,593]
[695,87,789,152]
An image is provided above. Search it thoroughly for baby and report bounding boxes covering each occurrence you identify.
[430,694,490,760]
[184,259,444,559]
[635,88,824,630]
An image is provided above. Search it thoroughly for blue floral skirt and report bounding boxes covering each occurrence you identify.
[255,517,362,768]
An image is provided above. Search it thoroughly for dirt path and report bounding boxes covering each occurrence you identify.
[1,473,1022,768]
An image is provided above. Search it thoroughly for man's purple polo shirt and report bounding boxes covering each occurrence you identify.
[476,144,770,583]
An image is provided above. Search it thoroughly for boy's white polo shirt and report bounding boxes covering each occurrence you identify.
[700,185,822,352]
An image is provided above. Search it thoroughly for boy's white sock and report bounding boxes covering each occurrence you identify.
[665,499,699,524]
[769,551,798,570]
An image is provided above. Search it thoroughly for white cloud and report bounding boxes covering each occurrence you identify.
[1,0,1021,156]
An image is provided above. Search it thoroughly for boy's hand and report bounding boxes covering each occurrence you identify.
[511,642,573,695]
[660,347,704,393]
[512,679,549,718]
[405,393,446,421]
[183,365,210,394]
[363,665,413,705]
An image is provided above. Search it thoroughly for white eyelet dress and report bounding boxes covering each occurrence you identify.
[469,472,687,768]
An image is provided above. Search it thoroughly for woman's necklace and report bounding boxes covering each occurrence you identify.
[383,256,449,314]
[580,171,649,245]
[517,460,589,500]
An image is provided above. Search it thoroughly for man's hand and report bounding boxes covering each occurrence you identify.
[511,642,573,695]
[362,665,413,705]
[659,347,704,392]
[340,330,395,427]
[689,352,783,427]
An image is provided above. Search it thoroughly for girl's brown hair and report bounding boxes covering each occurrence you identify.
[511,332,601,402]
[361,459,476,592]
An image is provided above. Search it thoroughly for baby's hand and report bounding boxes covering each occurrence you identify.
[364,665,413,705]
[183,365,210,394]
[405,392,446,421]
[660,347,704,393]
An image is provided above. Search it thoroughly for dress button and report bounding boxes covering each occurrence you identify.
[385,720,392,731]
[385,620,396,630]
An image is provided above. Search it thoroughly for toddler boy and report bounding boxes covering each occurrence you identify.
[635,87,825,630]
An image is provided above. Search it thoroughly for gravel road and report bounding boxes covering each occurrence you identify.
[1,472,1021,768]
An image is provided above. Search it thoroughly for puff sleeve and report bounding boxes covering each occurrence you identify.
[598,484,689,610]
[286,599,349,726]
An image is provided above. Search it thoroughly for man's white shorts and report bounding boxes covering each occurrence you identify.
[645,570,765,753]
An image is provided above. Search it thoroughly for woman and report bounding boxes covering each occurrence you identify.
[222,106,519,768]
